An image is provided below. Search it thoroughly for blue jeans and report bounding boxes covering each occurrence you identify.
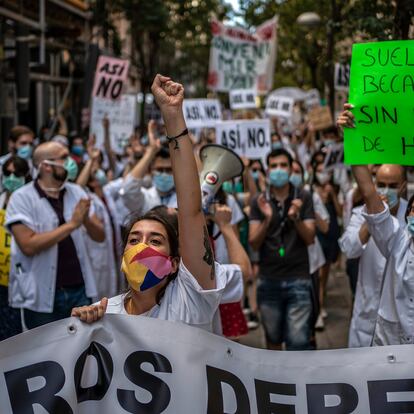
[257,278,313,350]
[23,285,91,330]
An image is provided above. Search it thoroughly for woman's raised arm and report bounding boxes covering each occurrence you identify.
[151,74,216,290]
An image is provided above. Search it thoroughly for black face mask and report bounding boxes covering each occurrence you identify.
[51,165,68,182]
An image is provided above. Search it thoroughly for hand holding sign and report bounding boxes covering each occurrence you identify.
[337,103,355,129]
[71,297,108,323]
[344,40,414,165]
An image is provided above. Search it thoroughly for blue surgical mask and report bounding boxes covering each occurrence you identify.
[290,173,303,188]
[153,172,174,193]
[407,216,414,236]
[269,169,290,188]
[71,145,84,156]
[64,157,79,181]
[17,145,33,160]
[2,174,25,193]
[95,169,107,187]
[323,139,335,147]
[272,142,283,150]
[377,187,399,209]
[251,170,259,181]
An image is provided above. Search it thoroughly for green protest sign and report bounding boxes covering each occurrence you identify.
[344,40,414,165]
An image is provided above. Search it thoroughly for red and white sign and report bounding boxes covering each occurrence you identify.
[92,56,129,100]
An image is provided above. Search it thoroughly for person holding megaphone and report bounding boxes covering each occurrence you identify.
[71,75,250,334]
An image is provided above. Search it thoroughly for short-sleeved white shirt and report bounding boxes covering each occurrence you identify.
[105,260,243,334]
[5,181,98,312]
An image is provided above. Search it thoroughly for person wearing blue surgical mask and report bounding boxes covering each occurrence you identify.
[70,137,86,165]
[0,126,35,191]
[375,164,407,213]
[249,148,316,350]
[270,132,283,151]
[338,103,414,346]
[119,121,178,214]
[0,156,32,340]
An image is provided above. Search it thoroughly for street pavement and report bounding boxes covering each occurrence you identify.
[240,267,353,350]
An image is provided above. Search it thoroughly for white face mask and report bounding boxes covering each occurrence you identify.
[316,172,331,185]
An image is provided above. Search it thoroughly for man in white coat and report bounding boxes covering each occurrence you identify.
[340,164,407,347]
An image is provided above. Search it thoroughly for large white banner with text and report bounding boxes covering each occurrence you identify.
[2,315,414,413]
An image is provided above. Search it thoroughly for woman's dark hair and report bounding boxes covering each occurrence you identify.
[122,206,179,304]
[406,194,414,222]
[292,159,305,178]
[249,159,265,175]
[3,156,31,183]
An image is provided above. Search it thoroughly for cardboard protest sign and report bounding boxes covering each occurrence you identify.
[335,62,350,91]
[308,106,334,130]
[229,89,258,110]
[0,209,10,287]
[92,56,129,100]
[90,95,136,154]
[323,143,344,171]
[265,95,294,118]
[216,119,271,161]
[207,16,278,93]
[183,99,222,128]
[344,40,414,165]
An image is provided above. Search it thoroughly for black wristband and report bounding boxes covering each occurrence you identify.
[166,128,188,149]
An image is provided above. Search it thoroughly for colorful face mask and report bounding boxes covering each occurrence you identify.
[121,243,173,292]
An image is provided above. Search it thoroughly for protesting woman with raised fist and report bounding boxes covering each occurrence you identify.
[72,75,250,333]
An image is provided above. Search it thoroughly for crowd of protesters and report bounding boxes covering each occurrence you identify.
[1,76,413,353]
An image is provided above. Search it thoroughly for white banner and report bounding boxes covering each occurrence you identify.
[2,316,414,413]
[229,89,258,110]
[90,95,136,155]
[216,119,271,161]
[265,95,294,118]
[207,16,278,93]
[335,62,350,91]
[183,99,222,128]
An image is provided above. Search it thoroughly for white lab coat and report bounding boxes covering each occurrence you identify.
[340,199,407,347]
[86,193,119,300]
[362,203,414,346]
[119,175,177,214]
[5,182,98,312]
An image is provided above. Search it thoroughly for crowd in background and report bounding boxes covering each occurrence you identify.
[1,108,413,351]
